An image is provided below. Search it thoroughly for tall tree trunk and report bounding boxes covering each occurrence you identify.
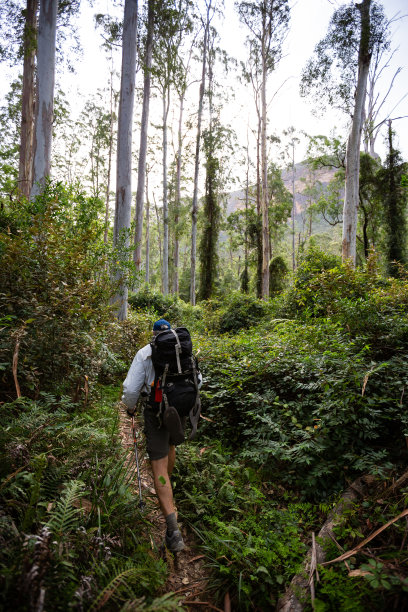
[256,114,262,299]
[104,62,115,244]
[291,141,296,271]
[134,0,153,275]
[154,193,163,289]
[162,84,171,295]
[145,174,150,284]
[261,44,270,299]
[173,88,185,295]
[190,0,211,306]
[19,0,38,199]
[30,0,58,199]
[113,0,138,321]
[342,0,371,264]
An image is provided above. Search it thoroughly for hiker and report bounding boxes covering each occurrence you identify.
[122,319,201,552]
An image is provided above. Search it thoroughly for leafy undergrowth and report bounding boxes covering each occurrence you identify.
[0,386,181,611]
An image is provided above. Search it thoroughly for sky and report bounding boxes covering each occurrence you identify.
[65,0,408,167]
[1,0,407,178]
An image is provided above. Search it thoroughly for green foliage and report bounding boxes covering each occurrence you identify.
[269,255,288,295]
[0,388,168,611]
[175,444,309,609]
[128,285,199,330]
[0,181,119,400]
[216,291,272,333]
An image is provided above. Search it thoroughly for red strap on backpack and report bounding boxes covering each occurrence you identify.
[154,380,163,403]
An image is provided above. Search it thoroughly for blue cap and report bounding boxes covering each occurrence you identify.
[153,319,171,331]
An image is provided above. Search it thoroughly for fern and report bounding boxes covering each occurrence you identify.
[90,558,166,612]
[46,480,85,537]
[120,592,182,611]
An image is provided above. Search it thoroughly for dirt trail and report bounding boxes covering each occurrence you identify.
[118,404,221,612]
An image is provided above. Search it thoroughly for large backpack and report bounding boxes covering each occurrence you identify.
[150,327,201,439]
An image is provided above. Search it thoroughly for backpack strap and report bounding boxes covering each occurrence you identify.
[154,363,169,427]
[170,329,182,373]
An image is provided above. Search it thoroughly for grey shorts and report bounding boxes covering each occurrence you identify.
[143,405,186,461]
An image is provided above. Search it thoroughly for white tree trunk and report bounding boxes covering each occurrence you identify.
[261,44,270,299]
[134,0,153,276]
[190,1,211,306]
[162,86,170,295]
[19,0,38,199]
[30,0,58,199]
[113,0,138,321]
[342,0,371,264]
[173,90,185,295]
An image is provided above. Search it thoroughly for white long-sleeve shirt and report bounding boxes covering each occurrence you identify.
[122,344,155,410]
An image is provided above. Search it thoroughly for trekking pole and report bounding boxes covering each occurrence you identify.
[131,414,145,511]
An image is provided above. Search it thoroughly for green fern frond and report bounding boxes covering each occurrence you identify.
[89,567,145,612]
[46,479,85,536]
[120,592,182,611]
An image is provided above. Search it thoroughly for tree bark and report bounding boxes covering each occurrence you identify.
[190,0,211,306]
[277,475,374,612]
[104,62,115,245]
[134,0,153,276]
[162,84,171,295]
[173,88,186,296]
[113,0,138,321]
[261,23,270,299]
[19,0,38,199]
[30,0,58,199]
[342,0,372,264]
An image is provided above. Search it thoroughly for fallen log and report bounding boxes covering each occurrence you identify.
[276,475,374,612]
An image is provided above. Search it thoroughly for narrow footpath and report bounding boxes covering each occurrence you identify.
[118,403,222,611]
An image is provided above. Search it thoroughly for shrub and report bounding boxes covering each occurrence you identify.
[217,292,272,333]
[0,182,117,401]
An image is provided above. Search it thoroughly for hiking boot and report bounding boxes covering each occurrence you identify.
[163,406,185,445]
[165,528,185,552]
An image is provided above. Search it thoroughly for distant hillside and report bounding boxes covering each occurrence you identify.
[225,161,338,222]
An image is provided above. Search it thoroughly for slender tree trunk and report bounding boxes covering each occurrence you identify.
[162,84,171,295]
[256,114,262,299]
[154,193,163,289]
[190,1,211,305]
[342,0,371,264]
[19,0,38,199]
[173,89,185,295]
[291,142,296,271]
[261,45,270,299]
[113,0,138,321]
[104,63,115,244]
[30,0,58,199]
[134,0,153,277]
[145,174,150,284]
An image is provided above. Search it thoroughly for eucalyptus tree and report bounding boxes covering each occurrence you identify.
[190,0,216,305]
[30,0,58,199]
[282,126,300,271]
[0,0,81,198]
[134,0,154,278]
[237,0,290,299]
[172,7,197,296]
[152,0,193,295]
[198,23,233,301]
[300,0,390,265]
[113,0,138,321]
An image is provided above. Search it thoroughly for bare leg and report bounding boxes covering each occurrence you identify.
[168,445,176,476]
[151,455,175,517]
